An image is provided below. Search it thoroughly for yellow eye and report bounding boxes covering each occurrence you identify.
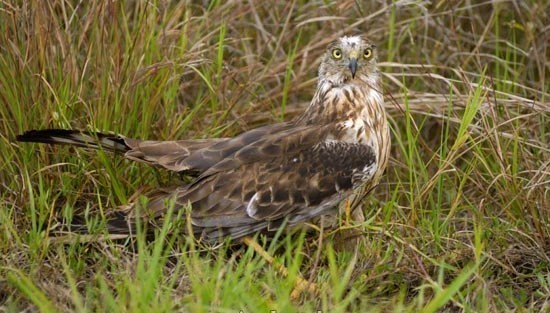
[332,49,342,59]
[363,48,372,59]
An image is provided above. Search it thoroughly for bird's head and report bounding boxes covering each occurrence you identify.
[318,35,377,85]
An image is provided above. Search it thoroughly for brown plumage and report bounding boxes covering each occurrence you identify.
[17,35,390,243]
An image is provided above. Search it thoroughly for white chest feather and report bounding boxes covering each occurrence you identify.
[340,118,374,146]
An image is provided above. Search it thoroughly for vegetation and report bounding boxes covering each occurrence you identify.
[1,1,548,312]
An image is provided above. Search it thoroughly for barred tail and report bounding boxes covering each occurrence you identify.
[16,129,129,153]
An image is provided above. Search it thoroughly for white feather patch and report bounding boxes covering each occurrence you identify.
[246,192,259,218]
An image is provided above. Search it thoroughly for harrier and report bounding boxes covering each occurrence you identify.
[17,35,390,244]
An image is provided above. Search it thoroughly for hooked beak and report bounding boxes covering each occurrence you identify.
[348,58,358,79]
[348,50,358,79]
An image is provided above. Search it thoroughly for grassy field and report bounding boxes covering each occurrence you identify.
[1,1,548,312]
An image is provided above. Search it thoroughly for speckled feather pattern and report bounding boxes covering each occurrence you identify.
[17,35,390,243]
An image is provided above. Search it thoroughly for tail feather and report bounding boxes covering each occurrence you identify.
[16,129,129,153]
[62,212,159,242]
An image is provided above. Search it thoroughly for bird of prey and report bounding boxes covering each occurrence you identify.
[17,35,390,244]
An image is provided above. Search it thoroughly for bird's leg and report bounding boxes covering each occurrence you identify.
[343,192,366,225]
[332,194,366,251]
[241,236,317,300]
[344,198,353,224]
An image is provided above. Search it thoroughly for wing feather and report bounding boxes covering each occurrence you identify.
[138,126,377,241]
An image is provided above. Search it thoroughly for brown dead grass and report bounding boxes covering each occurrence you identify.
[0,0,548,312]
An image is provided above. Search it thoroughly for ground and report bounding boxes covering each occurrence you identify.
[0,1,548,312]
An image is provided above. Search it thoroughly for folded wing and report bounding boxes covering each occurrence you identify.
[138,125,377,241]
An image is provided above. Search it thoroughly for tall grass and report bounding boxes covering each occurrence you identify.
[1,1,548,312]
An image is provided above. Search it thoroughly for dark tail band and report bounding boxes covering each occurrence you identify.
[16,129,129,153]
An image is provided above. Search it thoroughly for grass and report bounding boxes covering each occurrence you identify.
[1,0,548,312]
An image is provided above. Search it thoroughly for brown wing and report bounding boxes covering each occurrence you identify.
[17,122,294,175]
[16,129,223,173]
[149,122,294,173]
[138,125,377,241]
